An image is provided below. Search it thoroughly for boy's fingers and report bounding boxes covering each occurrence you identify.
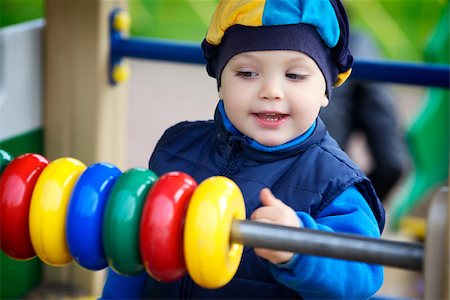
[251,188,286,221]
[252,188,302,229]
[259,188,284,207]
[250,206,275,222]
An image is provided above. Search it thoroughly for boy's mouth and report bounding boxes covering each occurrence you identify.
[256,113,288,121]
[253,112,288,128]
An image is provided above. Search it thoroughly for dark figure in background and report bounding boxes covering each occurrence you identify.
[320,30,406,201]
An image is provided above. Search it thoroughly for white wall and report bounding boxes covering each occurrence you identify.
[126,59,218,168]
[0,20,44,141]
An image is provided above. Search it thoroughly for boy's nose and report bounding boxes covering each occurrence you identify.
[258,79,284,101]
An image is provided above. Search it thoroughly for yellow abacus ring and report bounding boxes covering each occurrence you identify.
[29,157,86,266]
[184,176,245,289]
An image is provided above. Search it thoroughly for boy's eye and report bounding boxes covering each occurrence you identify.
[286,73,309,80]
[236,71,257,78]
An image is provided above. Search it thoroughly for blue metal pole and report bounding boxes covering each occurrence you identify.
[352,59,450,89]
[113,36,450,88]
[109,10,450,88]
[116,37,205,65]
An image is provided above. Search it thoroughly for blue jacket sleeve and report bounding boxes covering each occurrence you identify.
[101,268,152,299]
[269,186,384,299]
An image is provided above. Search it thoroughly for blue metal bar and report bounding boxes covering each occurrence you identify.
[109,9,449,88]
[114,36,450,88]
[115,37,205,65]
[352,59,450,89]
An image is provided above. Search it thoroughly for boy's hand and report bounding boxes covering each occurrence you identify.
[250,188,301,264]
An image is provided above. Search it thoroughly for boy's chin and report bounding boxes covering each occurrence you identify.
[254,137,286,147]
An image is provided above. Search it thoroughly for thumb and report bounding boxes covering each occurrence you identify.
[260,188,284,207]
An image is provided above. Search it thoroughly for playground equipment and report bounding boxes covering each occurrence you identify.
[0,151,448,298]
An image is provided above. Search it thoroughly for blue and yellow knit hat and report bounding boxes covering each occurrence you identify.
[202,0,353,98]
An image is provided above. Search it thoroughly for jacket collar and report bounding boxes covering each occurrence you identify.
[214,101,327,162]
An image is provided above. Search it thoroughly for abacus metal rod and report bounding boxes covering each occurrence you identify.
[231,220,424,271]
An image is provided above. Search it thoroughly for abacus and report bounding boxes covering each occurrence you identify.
[0,150,434,290]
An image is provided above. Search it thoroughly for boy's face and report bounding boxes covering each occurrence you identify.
[219,50,329,147]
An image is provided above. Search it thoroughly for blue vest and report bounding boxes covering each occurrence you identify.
[146,107,385,299]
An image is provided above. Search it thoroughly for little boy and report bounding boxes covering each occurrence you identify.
[102,0,385,298]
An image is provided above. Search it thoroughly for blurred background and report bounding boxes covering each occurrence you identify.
[1,0,448,299]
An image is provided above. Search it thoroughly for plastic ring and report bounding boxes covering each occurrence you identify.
[140,171,197,282]
[103,168,157,275]
[29,157,86,266]
[184,176,245,288]
[0,153,49,259]
[0,149,13,176]
[67,162,121,270]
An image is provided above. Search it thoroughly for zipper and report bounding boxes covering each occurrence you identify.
[219,137,243,176]
[180,275,192,299]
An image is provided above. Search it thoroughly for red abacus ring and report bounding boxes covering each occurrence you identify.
[0,153,49,260]
[140,171,197,282]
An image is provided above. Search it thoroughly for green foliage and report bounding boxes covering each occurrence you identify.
[129,0,217,41]
[346,0,449,61]
[0,0,43,28]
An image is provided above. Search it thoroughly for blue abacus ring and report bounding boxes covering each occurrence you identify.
[67,162,121,270]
